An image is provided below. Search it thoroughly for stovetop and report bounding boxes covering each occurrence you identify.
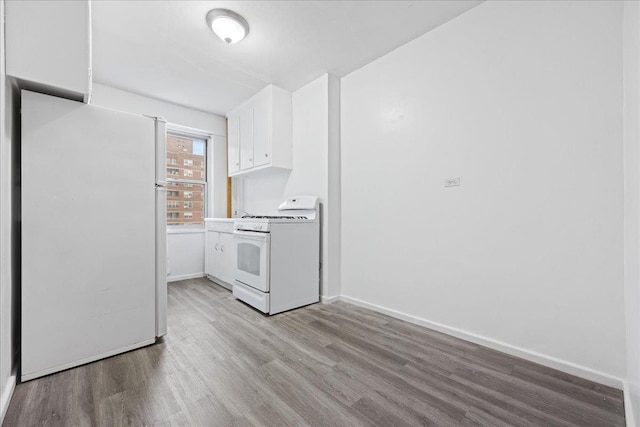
[241,215,308,220]
[234,196,319,230]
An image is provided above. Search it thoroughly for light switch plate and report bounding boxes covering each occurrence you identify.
[444,177,460,187]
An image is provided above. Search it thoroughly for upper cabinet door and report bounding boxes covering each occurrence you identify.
[226,84,291,177]
[227,115,240,174]
[239,108,254,170]
[252,91,271,168]
[6,0,92,102]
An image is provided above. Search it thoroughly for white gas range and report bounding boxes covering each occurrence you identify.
[232,195,320,314]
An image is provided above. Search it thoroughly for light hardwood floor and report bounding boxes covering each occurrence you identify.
[3,278,625,426]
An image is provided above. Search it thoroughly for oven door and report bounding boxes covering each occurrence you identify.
[233,230,270,292]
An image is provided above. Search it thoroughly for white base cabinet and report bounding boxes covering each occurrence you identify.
[227,85,292,177]
[205,219,235,289]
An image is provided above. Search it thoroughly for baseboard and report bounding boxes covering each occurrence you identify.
[320,294,340,304]
[205,275,232,291]
[625,381,637,427]
[167,272,205,282]
[339,294,624,389]
[0,370,16,424]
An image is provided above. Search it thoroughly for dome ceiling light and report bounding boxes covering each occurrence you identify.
[206,9,249,45]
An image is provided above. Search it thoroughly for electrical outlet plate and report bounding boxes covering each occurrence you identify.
[444,177,460,187]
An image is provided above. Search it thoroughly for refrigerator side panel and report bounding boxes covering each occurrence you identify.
[155,118,167,337]
[21,91,157,381]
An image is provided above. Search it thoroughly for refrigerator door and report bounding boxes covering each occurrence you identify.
[154,117,168,337]
[21,91,157,381]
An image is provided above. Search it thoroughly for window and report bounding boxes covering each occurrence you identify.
[166,132,207,226]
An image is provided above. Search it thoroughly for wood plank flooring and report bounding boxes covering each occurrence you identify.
[3,278,626,426]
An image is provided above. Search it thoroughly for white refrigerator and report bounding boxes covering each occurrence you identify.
[21,90,167,382]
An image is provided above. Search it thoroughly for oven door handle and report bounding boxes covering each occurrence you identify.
[233,230,270,241]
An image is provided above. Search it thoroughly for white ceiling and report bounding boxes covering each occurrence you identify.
[92,1,482,116]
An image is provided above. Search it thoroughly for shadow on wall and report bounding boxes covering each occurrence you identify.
[10,80,21,379]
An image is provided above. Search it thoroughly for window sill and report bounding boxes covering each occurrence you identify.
[167,227,205,235]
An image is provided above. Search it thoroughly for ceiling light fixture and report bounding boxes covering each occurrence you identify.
[206,9,249,45]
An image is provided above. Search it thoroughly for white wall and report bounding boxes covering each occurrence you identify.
[91,83,227,282]
[341,0,626,384]
[210,134,228,219]
[623,1,640,424]
[5,0,90,102]
[167,230,205,282]
[238,74,341,298]
[327,75,341,300]
[0,0,17,420]
[91,83,226,135]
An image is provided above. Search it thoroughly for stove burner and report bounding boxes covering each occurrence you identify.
[241,215,308,220]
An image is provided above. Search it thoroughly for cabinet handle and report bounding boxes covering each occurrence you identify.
[249,158,253,162]
[220,245,224,252]
[215,243,219,251]
[265,153,268,158]
[235,162,239,166]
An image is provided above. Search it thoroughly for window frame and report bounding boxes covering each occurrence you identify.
[166,125,212,229]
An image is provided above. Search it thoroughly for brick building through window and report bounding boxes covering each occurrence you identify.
[166,133,206,226]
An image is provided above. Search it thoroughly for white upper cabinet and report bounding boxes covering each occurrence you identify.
[226,85,292,177]
[252,90,271,168]
[239,107,254,170]
[227,113,241,174]
[5,0,92,102]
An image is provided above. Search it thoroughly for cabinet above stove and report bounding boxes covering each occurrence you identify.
[226,85,292,177]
